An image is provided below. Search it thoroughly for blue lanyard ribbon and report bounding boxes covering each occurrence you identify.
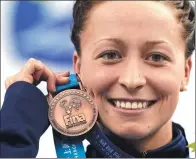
[87,124,133,158]
[52,74,134,158]
[53,129,86,158]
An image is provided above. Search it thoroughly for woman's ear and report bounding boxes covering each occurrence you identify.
[73,51,81,76]
[181,57,192,91]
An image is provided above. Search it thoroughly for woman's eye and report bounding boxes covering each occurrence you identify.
[146,53,168,63]
[100,51,122,60]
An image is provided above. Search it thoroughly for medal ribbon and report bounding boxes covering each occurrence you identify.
[52,74,134,158]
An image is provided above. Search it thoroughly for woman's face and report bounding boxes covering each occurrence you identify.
[74,1,192,140]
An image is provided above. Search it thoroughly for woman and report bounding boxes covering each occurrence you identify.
[1,0,195,158]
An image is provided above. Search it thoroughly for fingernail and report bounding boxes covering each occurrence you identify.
[63,77,69,80]
[53,86,56,92]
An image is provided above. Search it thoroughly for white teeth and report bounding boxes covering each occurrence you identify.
[116,101,120,108]
[121,102,126,108]
[143,102,147,108]
[138,102,143,108]
[132,102,137,109]
[112,100,152,109]
[126,102,131,108]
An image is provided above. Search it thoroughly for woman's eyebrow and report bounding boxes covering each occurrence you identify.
[143,40,174,55]
[94,39,169,46]
[144,40,170,47]
[94,38,124,45]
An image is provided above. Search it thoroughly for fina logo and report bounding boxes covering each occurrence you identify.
[13,1,75,65]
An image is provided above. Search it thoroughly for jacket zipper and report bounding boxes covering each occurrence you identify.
[141,151,147,157]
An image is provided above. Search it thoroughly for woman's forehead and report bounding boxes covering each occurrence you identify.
[81,1,184,50]
[88,1,177,22]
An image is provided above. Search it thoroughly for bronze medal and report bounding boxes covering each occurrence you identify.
[49,89,98,137]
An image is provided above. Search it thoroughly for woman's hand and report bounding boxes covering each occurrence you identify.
[5,58,70,93]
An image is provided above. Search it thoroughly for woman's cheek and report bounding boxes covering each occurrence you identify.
[80,64,119,97]
[149,67,182,96]
[149,68,181,119]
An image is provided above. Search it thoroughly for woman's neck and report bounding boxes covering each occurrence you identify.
[100,120,173,153]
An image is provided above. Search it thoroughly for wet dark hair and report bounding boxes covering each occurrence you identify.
[71,0,195,58]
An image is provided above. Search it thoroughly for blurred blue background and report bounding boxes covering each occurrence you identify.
[4,1,75,66]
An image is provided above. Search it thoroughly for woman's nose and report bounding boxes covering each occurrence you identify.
[118,62,146,92]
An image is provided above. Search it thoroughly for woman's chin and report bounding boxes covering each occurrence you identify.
[116,130,149,140]
[100,116,155,140]
[106,123,153,140]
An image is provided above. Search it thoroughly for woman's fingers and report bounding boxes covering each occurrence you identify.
[55,71,70,77]
[38,67,56,92]
[55,71,70,86]
[22,58,44,75]
[56,76,69,85]
[5,58,71,95]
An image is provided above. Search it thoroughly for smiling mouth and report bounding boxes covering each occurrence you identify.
[107,99,157,110]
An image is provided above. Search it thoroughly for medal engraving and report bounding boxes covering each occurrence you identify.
[49,89,98,136]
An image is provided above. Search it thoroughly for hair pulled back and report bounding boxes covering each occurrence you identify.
[71,0,195,58]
